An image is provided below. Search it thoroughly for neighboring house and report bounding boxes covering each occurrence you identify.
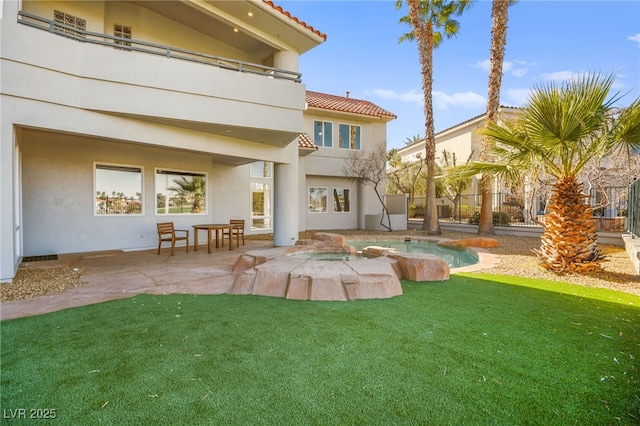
[300,91,397,230]
[0,0,396,282]
[396,107,520,196]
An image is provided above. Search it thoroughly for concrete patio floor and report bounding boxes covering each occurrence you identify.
[1,239,497,321]
[0,241,274,321]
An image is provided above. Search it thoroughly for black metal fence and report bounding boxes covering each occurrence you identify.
[628,180,640,238]
[409,186,628,233]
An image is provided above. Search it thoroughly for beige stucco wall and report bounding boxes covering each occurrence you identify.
[0,0,311,280]
[300,113,389,230]
[303,175,360,230]
[19,129,251,255]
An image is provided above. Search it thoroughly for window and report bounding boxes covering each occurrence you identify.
[95,163,142,215]
[338,124,361,150]
[54,10,86,39]
[250,161,272,178]
[309,187,327,213]
[251,182,271,229]
[156,169,206,215]
[114,24,132,51]
[313,120,333,147]
[250,161,273,230]
[333,188,351,213]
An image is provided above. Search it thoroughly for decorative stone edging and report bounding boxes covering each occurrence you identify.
[228,232,457,301]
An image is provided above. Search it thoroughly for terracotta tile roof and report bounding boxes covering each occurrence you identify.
[297,133,317,150]
[306,91,397,119]
[262,1,327,41]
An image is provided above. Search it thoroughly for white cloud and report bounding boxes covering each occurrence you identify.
[628,34,640,46]
[474,59,528,77]
[474,59,491,72]
[370,88,423,104]
[432,91,486,110]
[505,88,531,106]
[511,68,528,77]
[541,70,586,82]
[370,88,485,110]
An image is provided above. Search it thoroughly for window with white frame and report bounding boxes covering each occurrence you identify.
[114,24,132,51]
[156,169,206,215]
[251,182,272,230]
[250,162,273,230]
[309,187,328,213]
[54,10,86,38]
[250,161,272,178]
[333,188,351,213]
[94,163,143,215]
[313,120,333,147]
[338,124,361,150]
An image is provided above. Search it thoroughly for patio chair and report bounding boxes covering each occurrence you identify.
[223,219,245,246]
[157,222,189,255]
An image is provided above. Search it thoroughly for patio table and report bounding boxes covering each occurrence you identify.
[192,224,233,253]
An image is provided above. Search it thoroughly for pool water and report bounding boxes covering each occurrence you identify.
[348,239,479,268]
[290,252,365,261]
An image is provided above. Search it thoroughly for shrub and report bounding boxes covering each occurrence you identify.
[468,211,511,226]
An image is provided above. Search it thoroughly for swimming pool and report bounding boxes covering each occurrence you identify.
[289,252,365,261]
[348,239,479,268]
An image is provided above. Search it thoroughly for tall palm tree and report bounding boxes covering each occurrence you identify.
[469,73,640,273]
[478,0,513,235]
[396,0,472,235]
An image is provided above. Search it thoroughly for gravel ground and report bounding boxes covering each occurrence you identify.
[1,230,638,303]
[1,266,85,303]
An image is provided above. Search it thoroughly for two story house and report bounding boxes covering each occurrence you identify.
[0,0,395,282]
[396,107,520,197]
[300,91,396,230]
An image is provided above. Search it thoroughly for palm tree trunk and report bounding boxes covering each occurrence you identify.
[534,177,603,273]
[407,0,440,235]
[478,0,510,235]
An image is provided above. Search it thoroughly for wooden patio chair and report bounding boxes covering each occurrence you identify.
[223,219,245,246]
[157,222,189,255]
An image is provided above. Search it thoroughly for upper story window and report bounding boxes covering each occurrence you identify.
[313,121,333,148]
[339,124,361,150]
[94,163,143,216]
[250,161,272,178]
[114,24,132,51]
[54,10,86,39]
[156,169,207,215]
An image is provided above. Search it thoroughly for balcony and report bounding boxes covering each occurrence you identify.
[9,10,306,148]
[17,11,302,83]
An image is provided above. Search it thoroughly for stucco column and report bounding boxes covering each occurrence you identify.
[0,105,18,282]
[273,141,299,246]
[273,50,298,73]
[273,143,299,246]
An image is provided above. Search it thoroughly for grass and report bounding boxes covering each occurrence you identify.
[1,275,639,425]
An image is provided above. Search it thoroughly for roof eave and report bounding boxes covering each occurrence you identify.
[252,0,326,52]
[306,106,396,122]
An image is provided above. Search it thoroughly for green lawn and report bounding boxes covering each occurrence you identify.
[1,274,639,425]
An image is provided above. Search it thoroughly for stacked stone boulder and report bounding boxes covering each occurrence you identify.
[228,232,456,301]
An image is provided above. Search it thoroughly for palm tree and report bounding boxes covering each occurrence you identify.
[468,73,640,273]
[478,0,513,235]
[440,149,472,220]
[396,0,472,235]
[168,176,206,214]
[404,134,423,145]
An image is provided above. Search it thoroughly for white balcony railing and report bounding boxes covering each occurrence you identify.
[17,11,302,83]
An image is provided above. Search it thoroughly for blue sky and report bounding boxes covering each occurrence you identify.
[279,0,640,150]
